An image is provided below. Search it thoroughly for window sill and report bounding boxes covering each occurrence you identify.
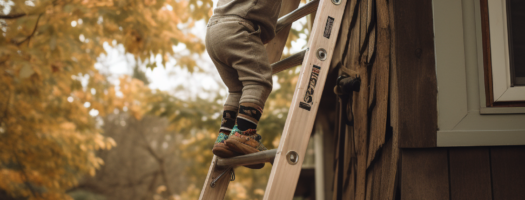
[438,130,525,147]
[480,107,525,114]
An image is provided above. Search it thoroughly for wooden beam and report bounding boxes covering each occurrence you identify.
[265,0,302,64]
[400,149,449,200]
[216,149,276,167]
[354,0,370,199]
[271,49,306,74]
[449,148,492,200]
[490,146,525,200]
[393,0,438,148]
[330,1,353,198]
[276,0,320,33]
[370,150,383,200]
[379,1,400,199]
[367,0,391,168]
[199,156,231,200]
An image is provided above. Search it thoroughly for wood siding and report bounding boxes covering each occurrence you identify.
[393,0,437,148]
[400,146,525,200]
[330,0,436,198]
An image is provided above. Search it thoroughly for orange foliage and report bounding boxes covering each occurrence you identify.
[0,0,213,199]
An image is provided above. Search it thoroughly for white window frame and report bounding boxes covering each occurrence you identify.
[488,0,525,102]
[433,0,525,147]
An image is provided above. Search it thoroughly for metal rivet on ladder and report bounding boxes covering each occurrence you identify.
[286,151,299,165]
[332,0,341,5]
[316,48,327,61]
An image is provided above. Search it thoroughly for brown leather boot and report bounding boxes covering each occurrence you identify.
[212,132,238,158]
[225,127,268,169]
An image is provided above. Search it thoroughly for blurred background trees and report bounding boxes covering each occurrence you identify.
[0,0,307,199]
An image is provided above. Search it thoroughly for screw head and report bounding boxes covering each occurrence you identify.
[286,151,299,165]
[332,0,341,5]
[317,48,327,61]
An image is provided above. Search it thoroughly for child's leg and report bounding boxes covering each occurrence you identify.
[207,52,242,135]
[237,103,263,131]
[206,23,245,158]
[219,105,238,134]
[206,16,271,165]
[212,105,240,158]
[207,59,243,157]
[220,22,272,131]
[207,16,273,131]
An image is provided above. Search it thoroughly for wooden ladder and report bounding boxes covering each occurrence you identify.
[199,0,347,199]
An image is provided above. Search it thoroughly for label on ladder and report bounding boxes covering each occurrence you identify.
[299,65,321,111]
[324,16,335,38]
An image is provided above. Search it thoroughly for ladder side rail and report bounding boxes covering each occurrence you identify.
[263,0,347,199]
[199,156,231,200]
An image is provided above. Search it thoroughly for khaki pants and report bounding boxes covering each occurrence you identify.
[205,15,273,108]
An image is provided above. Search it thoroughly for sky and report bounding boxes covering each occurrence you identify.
[94,13,308,103]
[94,18,224,101]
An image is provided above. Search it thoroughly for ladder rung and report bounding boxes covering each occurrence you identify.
[216,149,277,167]
[275,0,320,34]
[271,49,307,74]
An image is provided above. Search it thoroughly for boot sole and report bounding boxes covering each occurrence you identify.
[213,145,239,158]
[225,139,265,169]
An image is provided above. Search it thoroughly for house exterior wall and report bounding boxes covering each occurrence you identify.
[399,1,525,199]
[434,0,525,146]
[400,146,525,200]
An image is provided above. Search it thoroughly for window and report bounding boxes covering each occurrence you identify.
[433,0,525,147]
[483,0,525,104]
[506,0,525,86]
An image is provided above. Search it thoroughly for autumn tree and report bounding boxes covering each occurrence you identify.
[70,68,302,200]
[0,0,308,199]
[0,0,212,199]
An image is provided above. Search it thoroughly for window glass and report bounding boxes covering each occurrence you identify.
[507,0,525,86]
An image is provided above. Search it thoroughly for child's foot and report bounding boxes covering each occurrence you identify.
[225,126,268,169]
[212,132,239,158]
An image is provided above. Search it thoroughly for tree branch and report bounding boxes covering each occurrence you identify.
[158,164,173,196]
[141,145,162,162]
[1,89,11,123]
[136,126,173,196]
[0,13,26,19]
[15,13,43,46]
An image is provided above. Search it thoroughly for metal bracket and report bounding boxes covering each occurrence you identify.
[335,75,361,126]
[337,75,361,94]
[210,167,235,188]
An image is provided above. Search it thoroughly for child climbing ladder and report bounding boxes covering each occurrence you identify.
[206,0,282,166]
[201,0,347,198]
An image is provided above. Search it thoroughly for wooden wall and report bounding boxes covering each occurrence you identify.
[400,146,525,200]
[329,0,437,199]
[392,0,437,148]
[329,0,525,200]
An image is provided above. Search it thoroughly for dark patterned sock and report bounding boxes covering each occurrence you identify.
[219,105,238,134]
[236,103,263,131]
